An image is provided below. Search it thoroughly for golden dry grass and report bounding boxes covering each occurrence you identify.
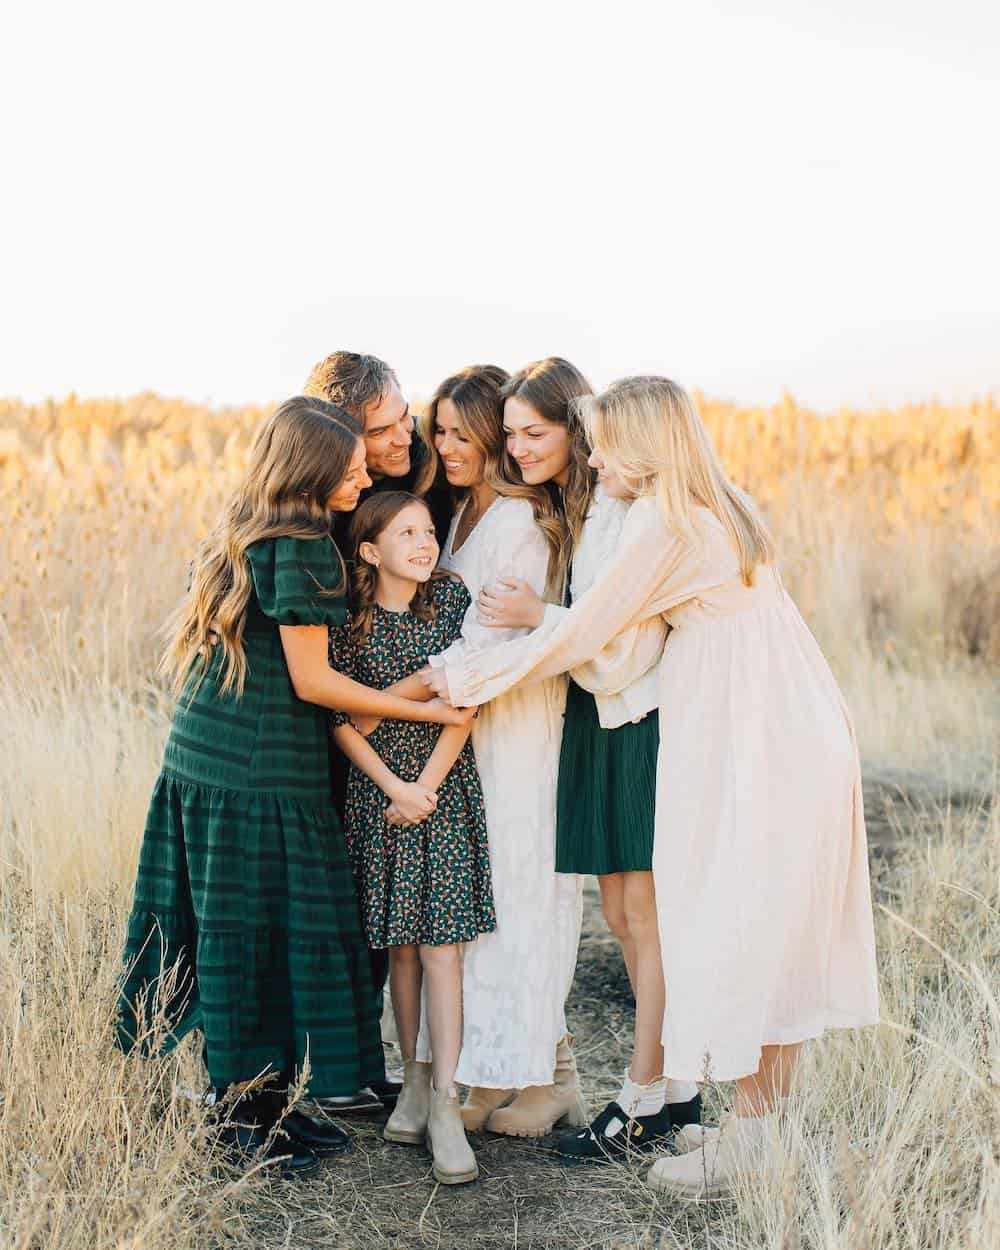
[1,390,997,1248]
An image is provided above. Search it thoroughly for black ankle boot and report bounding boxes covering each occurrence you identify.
[213,1089,320,1177]
[281,1105,353,1156]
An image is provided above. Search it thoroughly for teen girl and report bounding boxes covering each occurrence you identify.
[117,397,469,1177]
[476,357,702,1158]
[425,377,879,1196]
[328,491,495,1185]
[414,364,586,1137]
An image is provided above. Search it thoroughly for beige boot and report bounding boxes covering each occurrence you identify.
[646,1113,782,1198]
[427,1085,479,1184]
[460,1085,515,1132]
[383,1059,432,1145]
[486,1034,588,1138]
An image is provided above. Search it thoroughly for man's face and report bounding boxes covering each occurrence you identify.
[362,380,414,478]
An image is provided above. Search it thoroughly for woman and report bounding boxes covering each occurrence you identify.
[415,364,586,1137]
[478,358,701,1157]
[425,377,879,1195]
[117,397,470,1177]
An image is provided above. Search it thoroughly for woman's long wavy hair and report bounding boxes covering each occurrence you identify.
[420,364,569,599]
[162,396,362,697]
[346,492,450,648]
[582,376,775,585]
[500,357,595,594]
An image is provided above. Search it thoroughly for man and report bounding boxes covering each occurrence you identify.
[303,352,453,1117]
[303,352,452,549]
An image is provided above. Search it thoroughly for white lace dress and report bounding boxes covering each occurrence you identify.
[418,496,584,1088]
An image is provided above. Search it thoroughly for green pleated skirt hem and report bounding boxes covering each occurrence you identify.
[555,680,659,876]
[117,772,383,1098]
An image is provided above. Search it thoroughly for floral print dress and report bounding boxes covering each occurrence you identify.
[329,574,496,949]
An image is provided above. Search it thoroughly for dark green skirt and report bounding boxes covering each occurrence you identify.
[117,773,383,1099]
[555,680,659,875]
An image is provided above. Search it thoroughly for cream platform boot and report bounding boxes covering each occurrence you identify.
[427,1085,478,1184]
[646,1113,782,1198]
[460,1085,515,1132]
[383,1059,432,1145]
[486,1035,588,1138]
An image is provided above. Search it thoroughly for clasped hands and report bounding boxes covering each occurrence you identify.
[385,780,438,828]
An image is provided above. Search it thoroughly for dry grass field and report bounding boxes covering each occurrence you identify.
[1,390,997,1249]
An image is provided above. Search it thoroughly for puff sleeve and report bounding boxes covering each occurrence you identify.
[429,574,473,653]
[246,535,347,627]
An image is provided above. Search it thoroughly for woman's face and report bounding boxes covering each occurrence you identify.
[503,396,571,488]
[434,397,487,489]
[326,439,372,512]
[587,447,633,500]
[364,501,439,584]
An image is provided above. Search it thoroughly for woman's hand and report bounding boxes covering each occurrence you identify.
[477,579,545,629]
[351,714,382,738]
[419,667,453,702]
[425,697,477,725]
[386,781,438,826]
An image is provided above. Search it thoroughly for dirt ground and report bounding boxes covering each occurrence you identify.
[235,774,973,1250]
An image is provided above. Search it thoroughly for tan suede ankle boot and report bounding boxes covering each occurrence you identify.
[427,1085,478,1184]
[486,1034,588,1138]
[383,1059,432,1145]
[460,1084,515,1132]
[646,1113,783,1198]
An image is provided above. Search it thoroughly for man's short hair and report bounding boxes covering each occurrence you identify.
[303,352,398,419]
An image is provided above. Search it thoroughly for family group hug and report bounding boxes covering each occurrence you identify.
[117,352,880,1199]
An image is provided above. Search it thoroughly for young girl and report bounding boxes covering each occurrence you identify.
[328,491,495,1185]
[117,397,469,1177]
[477,357,702,1156]
[425,377,879,1196]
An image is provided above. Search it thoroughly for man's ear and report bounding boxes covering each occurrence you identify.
[358,541,380,569]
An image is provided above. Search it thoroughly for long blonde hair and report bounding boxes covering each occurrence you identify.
[500,357,595,593]
[421,365,567,598]
[582,376,774,585]
[162,396,362,697]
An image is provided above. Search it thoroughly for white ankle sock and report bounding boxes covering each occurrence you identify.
[617,1068,667,1117]
[664,1078,699,1104]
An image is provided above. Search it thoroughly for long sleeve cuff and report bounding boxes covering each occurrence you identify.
[441,605,565,707]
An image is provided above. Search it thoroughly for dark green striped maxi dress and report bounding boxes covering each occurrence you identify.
[118,535,383,1097]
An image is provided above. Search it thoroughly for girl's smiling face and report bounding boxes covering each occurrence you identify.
[433,397,487,489]
[326,439,372,511]
[360,500,439,584]
[587,447,634,499]
[503,395,571,487]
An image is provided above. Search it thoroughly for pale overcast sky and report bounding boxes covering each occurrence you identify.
[2,0,997,411]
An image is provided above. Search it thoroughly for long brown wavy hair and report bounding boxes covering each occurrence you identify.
[162,396,362,697]
[420,364,567,599]
[346,492,451,648]
[500,357,596,594]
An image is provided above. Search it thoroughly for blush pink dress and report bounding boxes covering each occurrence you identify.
[436,497,879,1082]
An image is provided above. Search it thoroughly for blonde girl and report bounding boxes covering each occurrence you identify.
[118,397,469,1178]
[328,491,495,1185]
[424,377,879,1196]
